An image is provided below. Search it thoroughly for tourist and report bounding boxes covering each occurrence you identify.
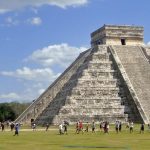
[129,121,134,133]
[1,122,5,131]
[99,121,103,132]
[10,122,15,131]
[63,121,69,135]
[85,122,89,132]
[45,123,49,131]
[79,121,83,134]
[59,123,64,135]
[148,123,150,131]
[103,122,107,133]
[91,121,95,133]
[140,123,144,134]
[13,123,19,136]
[115,120,119,133]
[126,121,129,128]
[32,123,36,131]
[75,121,79,134]
[119,121,122,132]
[105,122,109,134]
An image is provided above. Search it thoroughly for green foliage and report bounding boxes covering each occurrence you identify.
[0,103,16,122]
[8,102,30,118]
[0,102,30,122]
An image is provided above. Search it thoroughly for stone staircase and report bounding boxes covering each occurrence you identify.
[111,45,150,123]
[35,45,129,125]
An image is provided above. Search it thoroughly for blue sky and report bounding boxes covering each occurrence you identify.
[0,0,150,103]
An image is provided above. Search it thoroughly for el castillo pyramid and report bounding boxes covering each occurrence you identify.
[15,25,150,125]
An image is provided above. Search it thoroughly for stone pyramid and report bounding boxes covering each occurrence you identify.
[16,25,150,125]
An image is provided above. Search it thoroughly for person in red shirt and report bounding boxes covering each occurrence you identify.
[79,121,83,134]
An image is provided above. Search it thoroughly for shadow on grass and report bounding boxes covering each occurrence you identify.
[64,145,130,149]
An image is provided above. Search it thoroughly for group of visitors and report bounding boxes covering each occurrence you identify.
[75,120,109,134]
[75,120,84,134]
[125,121,134,133]
[0,121,19,136]
[115,120,122,133]
[0,121,15,131]
[1,120,150,136]
[59,121,69,135]
[57,120,149,135]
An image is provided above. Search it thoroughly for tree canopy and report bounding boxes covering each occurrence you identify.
[0,102,30,122]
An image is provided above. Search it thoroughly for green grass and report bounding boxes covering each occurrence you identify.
[0,125,150,150]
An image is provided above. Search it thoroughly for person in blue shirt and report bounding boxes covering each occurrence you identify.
[13,123,19,136]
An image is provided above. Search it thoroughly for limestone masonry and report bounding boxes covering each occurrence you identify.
[15,25,150,125]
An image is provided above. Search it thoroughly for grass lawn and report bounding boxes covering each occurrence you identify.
[0,125,150,150]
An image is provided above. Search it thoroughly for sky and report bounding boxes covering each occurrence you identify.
[0,0,150,103]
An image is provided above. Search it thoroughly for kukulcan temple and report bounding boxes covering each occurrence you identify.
[15,24,150,125]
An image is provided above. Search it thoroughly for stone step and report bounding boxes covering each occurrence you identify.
[77,78,118,82]
[44,107,125,118]
[66,96,121,101]
[49,97,122,105]
[65,99,122,106]
[61,79,119,91]
[88,60,113,64]
[67,92,119,98]
[74,69,117,78]
[79,76,116,80]
[76,79,118,87]
[70,87,119,96]
[82,69,116,73]
[92,46,108,53]
[80,71,118,79]
[37,114,128,125]
[72,86,119,90]
[92,51,111,55]
[77,66,116,74]
[87,53,111,61]
[70,87,119,92]
[61,105,124,109]
[78,61,113,71]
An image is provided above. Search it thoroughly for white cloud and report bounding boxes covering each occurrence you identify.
[0,92,20,100]
[5,17,19,26]
[27,17,42,26]
[0,9,10,14]
[26,43,87,68]
[147,41,150,45]
[31,8,38,14]
[0,43,88,102]
[1,67,60,82]
[0,0,89,13]
[38,88,45,95]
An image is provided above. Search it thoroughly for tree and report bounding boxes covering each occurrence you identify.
[0,102,30,122]
[0,103,16,122]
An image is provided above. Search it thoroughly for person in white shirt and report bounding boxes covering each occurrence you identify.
[59,124,64,135]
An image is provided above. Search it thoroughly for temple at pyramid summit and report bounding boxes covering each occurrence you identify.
[15,24,150,125]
